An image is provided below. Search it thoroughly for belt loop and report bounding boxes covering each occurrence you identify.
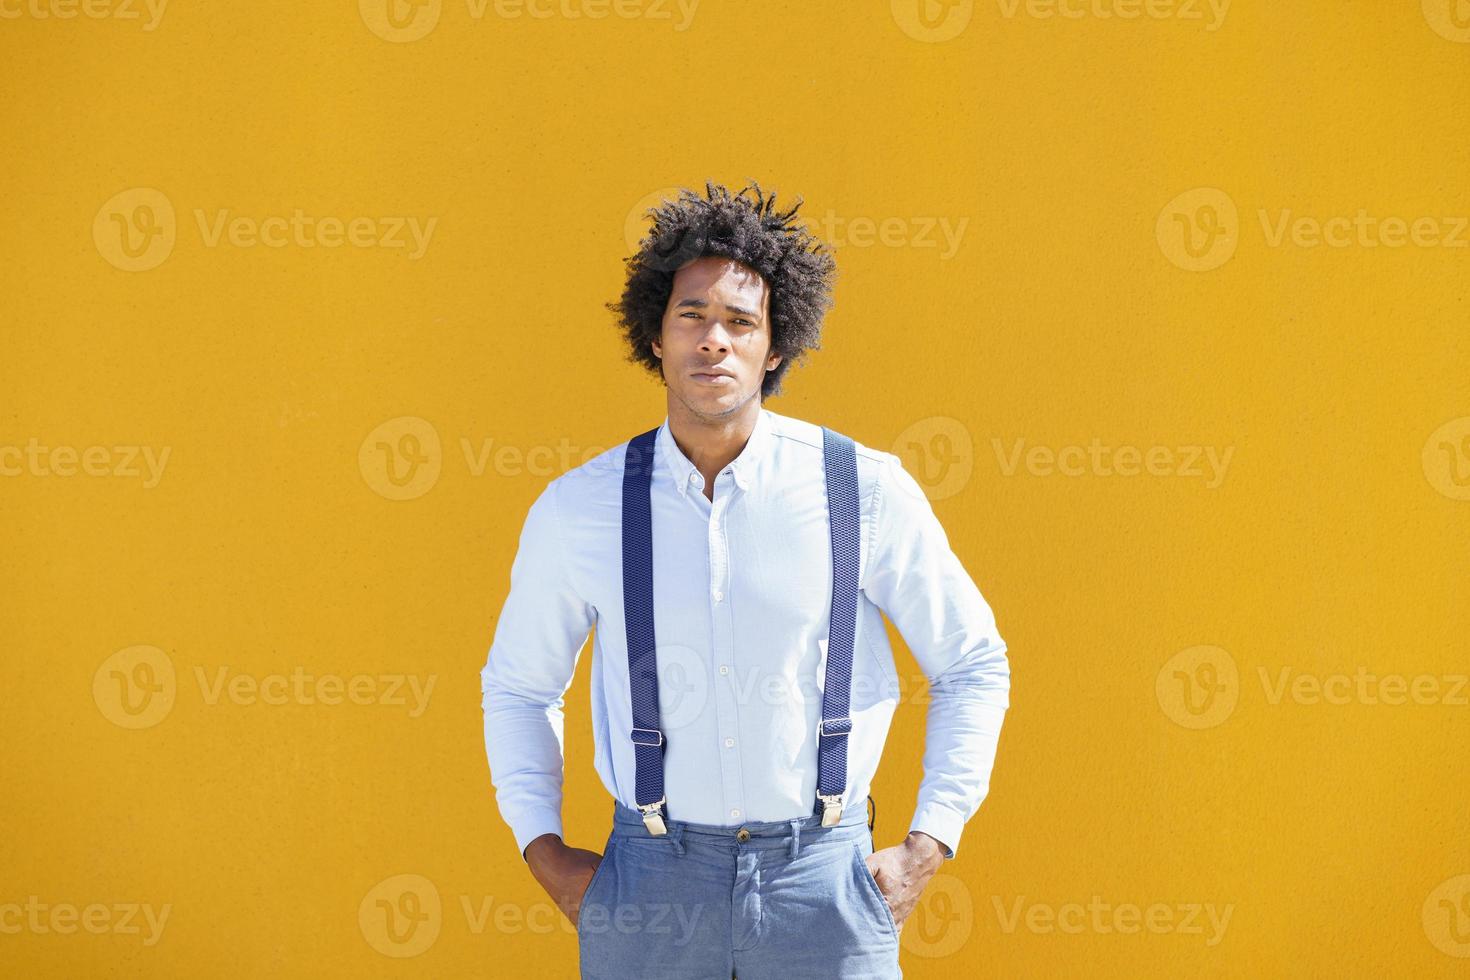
[669,820,686,857]
[788,818,803,859]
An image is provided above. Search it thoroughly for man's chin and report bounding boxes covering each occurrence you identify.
[675,384,749,417]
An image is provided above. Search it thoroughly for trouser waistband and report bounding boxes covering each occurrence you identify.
[610,797,872,859]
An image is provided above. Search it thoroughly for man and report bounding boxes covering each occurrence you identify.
[481,181,1010,978]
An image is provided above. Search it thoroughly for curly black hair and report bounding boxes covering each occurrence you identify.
[607,180,838,399]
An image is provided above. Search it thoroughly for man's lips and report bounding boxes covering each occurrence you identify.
[691,369,735,384]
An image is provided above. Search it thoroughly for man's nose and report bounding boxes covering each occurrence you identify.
[699,320,732,350]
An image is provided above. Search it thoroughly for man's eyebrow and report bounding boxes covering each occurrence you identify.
[672,297,762,318]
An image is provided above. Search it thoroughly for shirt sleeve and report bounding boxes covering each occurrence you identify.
[480,476,596,860]
[860,451,1011,860]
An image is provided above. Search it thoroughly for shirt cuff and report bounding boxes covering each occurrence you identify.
[908,803,963,860]
[512,807,565,861]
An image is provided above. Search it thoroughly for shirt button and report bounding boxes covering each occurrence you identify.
[724,737,735,747]
[730,808,741,818]
[713,590,724,602]
[719,665,729,675]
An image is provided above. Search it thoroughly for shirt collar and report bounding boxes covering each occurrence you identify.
[656,406,775,497]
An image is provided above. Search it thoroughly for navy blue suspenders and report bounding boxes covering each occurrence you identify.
[816,424,861,827]
[620,428,667,834]
[620,423,860,836]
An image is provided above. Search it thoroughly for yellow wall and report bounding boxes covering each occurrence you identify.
[3,1,1468,975]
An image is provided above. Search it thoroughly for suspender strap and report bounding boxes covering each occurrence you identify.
[619,422,861,834]
[622,427,667,835]
[817,426,860,826]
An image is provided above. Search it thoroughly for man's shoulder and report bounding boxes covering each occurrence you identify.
[543,438,630,496]
[769,410,895,470]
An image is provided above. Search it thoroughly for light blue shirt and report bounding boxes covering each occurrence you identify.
[480,407,1010,860]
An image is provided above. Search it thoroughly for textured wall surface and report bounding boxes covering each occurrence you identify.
[3,1,1468,976]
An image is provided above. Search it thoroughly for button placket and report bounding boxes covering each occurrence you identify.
[708,473,744,824]
[709,482,729,603]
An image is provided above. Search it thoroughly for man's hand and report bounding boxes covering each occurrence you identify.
[524,833,604,928]
[863,831,946,932]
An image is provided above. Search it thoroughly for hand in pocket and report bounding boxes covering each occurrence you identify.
[526,839,605,928]
[570,851,605,928]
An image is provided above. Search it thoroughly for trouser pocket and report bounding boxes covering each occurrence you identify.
[850,839,899,939]
[576,837,617,938]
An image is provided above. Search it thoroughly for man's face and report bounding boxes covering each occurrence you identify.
[652,255,782,418]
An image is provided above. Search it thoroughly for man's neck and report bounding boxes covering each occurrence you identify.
[666,396,762,499]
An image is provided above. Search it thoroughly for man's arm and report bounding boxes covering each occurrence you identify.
[860,451,1011,861]
[480,476,595,860]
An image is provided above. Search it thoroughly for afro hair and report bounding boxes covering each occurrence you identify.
[607,180,838,399]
